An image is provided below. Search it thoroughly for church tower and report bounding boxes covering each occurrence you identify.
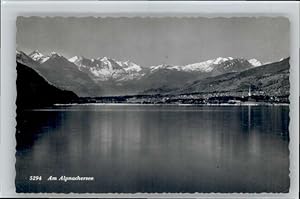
[248,86,251,97]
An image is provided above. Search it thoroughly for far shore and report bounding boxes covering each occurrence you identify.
[52,102,290,106]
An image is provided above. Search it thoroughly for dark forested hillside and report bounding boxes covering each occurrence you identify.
[16,62,78,110]
[170,58,290,97]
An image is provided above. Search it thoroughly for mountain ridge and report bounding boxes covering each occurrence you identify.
[26,50,262,76]
[17,50,289,97]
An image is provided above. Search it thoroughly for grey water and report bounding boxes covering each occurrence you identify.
[16,105,290,193]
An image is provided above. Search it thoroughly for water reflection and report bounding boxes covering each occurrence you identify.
[16,105,289,193]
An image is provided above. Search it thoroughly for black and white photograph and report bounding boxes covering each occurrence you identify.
[15,16,290,193]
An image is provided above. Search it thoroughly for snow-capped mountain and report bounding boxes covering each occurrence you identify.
[16,50,274,96]
[69,55,145,81]
[16,50,36,66]
[24,51,263,82]
[248,58,262,67]
[117,60,142,73]
[175,57,234,72]
[150,57,255,74]
[28,50,50,64]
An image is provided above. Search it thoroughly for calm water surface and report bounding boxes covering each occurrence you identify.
[16,105,289,193]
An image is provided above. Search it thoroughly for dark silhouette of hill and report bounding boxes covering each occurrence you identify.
[16,62,78,110]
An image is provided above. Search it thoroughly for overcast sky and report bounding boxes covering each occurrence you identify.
[17,17,289,66]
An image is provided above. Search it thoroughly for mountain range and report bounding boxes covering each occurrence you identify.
[16,50,289,97]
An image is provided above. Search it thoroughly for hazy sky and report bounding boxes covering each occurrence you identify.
[17,17,289,66]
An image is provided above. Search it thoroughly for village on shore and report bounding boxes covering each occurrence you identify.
[73,88,289,105]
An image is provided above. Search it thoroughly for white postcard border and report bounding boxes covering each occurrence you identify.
[1,1,299,198]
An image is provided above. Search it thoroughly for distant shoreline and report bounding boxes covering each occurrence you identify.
[53,102,290,106]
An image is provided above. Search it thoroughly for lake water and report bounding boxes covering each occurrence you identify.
[16,105,290,193]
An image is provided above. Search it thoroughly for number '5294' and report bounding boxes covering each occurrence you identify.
[29,176,42,181]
